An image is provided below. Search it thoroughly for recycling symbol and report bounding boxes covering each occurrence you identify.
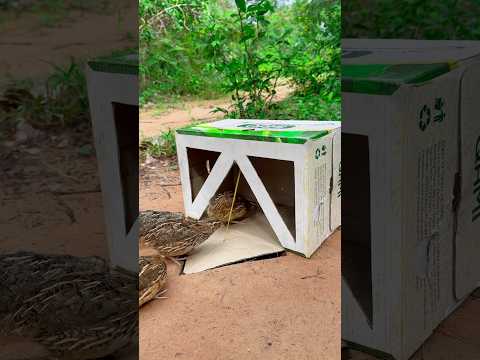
[315,145,327,159]
[419,105,431,132]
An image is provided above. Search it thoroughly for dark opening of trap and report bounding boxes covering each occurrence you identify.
[112,102,139,235]
[341,133,373,328]
[186,148,297,241]
[182,148,300,273]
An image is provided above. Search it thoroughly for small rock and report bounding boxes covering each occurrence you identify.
[57,138,69,148]
[2,141,15,148]
[144,154,156,165]
[24,147,41,155]
[15,120,43,144]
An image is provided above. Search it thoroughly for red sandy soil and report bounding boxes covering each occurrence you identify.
[0,3,137,359]
[139,99,341,359]
[0,0,136,255]
[140,233,341,360]
[139,106,480,360]
[0,0,137,89]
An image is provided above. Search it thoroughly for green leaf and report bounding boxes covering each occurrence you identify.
[235,0,246,13]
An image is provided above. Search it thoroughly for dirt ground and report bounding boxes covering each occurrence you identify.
[0,0,136,256]
[0,4,137,359]
[139,84,293,138]
[139,182,341,359]
[140,107,480,360]
[0,1,137,89]
[139,100,341,360]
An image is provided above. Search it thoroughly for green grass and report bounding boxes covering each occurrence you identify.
[0,59,90,140]
[140,130,177,161]
[268,93,341,121]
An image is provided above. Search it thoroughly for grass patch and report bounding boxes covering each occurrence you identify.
[220,92,341,121]
[0,59,91,141]
[140,130,177,162]
[268,93,341,121]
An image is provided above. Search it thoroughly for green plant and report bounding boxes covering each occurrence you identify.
[343,0,480,39]
[139,0,226,103]
[281,0,340,101]
[139,0,341,122]
[0,59,90,136]
[269,93,340,120]
[212,0,287,118]
[140,130,177,159]
[28,60,89,129]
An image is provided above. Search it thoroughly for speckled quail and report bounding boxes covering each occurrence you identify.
[139,255,168,307]
[0,251,137,360]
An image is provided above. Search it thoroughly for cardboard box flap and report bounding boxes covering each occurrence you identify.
[88,52,138,75]
[343,39,480,64]
[342,63,452,95]
[183,212,285,274]
[455,63,480,299]
[342,39,480,95]
[177,119,339,144]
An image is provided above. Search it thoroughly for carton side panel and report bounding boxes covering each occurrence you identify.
[341,91,397,355]
[400,69,460,359]
[86,69,138,271]
[304,135,334,256]
[456,63,480,298]
[331,128,342,230]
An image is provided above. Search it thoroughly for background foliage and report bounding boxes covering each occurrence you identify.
[139,0,341,121]
[343,0,480,39]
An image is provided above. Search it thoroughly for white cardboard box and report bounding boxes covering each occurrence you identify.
[176,119,341,257]
[86,53,139,272]
[342,39,480,360]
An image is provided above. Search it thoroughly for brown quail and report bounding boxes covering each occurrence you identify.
[139,255,168,307]
[139,191,252,261]
[0,251,137,360]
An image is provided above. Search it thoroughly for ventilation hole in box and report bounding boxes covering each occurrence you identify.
[186,148,221,202]
[247,156,296,241]
[112,102,139,235]
[341,133,373,328]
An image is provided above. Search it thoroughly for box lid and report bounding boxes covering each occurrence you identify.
[176,119,340,144]
[88,51,138,75]
[342,39,480,95]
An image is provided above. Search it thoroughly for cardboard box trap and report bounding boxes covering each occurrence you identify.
[86,53,139,272]
[342,39,480,360]
[175,119,341,271]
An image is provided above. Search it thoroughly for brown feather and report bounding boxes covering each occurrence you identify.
[0,251,137,360]
[139,192,253,258]
[139,256,167,307]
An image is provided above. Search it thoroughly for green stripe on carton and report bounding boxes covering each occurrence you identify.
[89,52,138,75]
[342,63,452,95]
[176,125,329,144]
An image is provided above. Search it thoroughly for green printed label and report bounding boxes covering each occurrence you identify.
[315,145,327,159]
[237,123,295,130]
[177,119,339,144]
[419,97,446,132]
